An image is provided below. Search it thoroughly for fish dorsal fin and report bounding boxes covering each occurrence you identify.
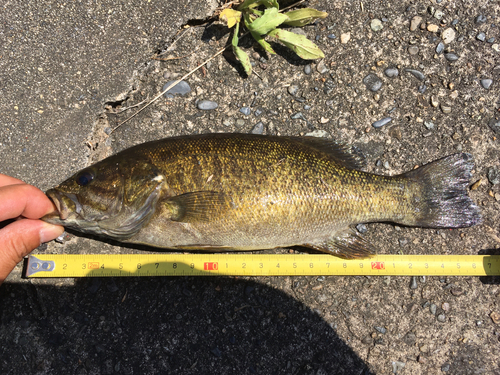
[304,227,375,259]
[285,136,365,170]
[165,191,232,223]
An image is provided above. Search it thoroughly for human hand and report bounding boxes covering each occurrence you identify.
[0,174,64,285]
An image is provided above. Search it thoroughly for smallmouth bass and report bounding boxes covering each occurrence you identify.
[43,133,481,258]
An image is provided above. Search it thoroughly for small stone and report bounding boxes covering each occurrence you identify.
[235,119,245,127]
[418,85,427,93]
[240,107,251,116]
[372,117,392,128]
[488,117,500,134]
[442,302,450,312]
[363,73,383,92]
[403,332,416,346]
[440,104,452,114]
[424,121,435,130]
[445,53,459,61]
[340,32,351,44]
[475,15,487,24]
[490,311,500,324]
[392,361,405,373]
[370,19,383,32]
[493,44,500,52]
[327,33,336,39]
[419,344,429,353]
[317,60,329,74]
[442,28,455,44]
[410,276,418,289]
[383,161,390,170]
[197,100,218,110]
[356,224,368,234]
[362,335,373,345]
[437,313,446,322]
[476,320,483,327]
[163,80,191,98]
[319,117,329,124]
[408,46,419,55]
[451,287,464,296]
[477,32,486,42]
[430,303,437,315]
[375,326,387,334]
[427,24,439,33]
[436,42,445,54]
[488,167,500,185]
[431,95,439,107]
[288,85,299,96]
[433,9,444,20]
[405,68,425,81]
[250,122,264,135]
[305,129,329,138]
[410,16,422,31]
[304,65,312,75]
[441,363,451,372]
[481,79,493,89]
[487,37,496,43]
[384,67,399,77]
[291,112,305,120]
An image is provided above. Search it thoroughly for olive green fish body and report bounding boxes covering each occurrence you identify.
[44,134,481,258]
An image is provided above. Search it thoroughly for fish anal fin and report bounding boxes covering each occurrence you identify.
[165,191,232,223]
[304,228,376,259]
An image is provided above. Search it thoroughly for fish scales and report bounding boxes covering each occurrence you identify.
[43,133,481,258]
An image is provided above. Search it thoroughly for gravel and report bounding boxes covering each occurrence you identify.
[444,53,459,61]
[405,68,425,81]
[384,67,399,77]
[162,80,191,98]
[196,100,218,110]
[250,121,264,134]
[363,73,383,92]
[480,79,493,89]
[477,32,486,42]
[240,107,251,116]
[370,19,383,31]
[372,117,392,128]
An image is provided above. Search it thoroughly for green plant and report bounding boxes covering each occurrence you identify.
[219,1,327,75]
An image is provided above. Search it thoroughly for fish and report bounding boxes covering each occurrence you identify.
[42,133,481,258]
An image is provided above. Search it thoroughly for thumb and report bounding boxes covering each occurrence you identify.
[0,219,64,284]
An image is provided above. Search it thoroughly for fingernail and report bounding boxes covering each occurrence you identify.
[39,222,65,244]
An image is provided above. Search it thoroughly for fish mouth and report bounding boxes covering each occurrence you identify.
[43,189,84,224]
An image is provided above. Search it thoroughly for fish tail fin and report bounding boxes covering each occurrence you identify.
[401,153,481,228]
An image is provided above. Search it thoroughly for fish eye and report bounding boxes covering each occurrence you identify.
[75,170,94,186]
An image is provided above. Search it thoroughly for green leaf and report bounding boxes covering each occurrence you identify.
[247,8,289,35]
[283,8,328,27]
[261,0,279,9]
[237,0,262,11]
[232,23,252,75]
[251,32,276,54]
[268,29,325,60]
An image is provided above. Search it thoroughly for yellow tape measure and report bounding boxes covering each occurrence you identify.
[23,254,500,278]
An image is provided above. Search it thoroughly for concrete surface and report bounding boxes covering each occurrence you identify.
[1,0,500,374]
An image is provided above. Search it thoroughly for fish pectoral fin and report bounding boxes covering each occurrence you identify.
[165,191,232,223]
[304,228,376,259]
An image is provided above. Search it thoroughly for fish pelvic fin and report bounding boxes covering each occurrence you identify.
[401,153,481,228]
[304,228,376,259]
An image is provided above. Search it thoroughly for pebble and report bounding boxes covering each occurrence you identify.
[383,161,390,170]
[410,16,422,31]
[487,37,495,43]
[437,313,446,322]
[372,117,392,128]
[240,107,251,116]
[375,326,387,334]
[444,53,459,61]
[356,224,368,234]
[430,303,437,315]
[488,117,500,134]
[427,24,439,33]
[441,363,451,372]
[408,46,419,55]
[451,286,464,296]
[442,302,450,312]
[493,44,500,52]
[340,33,350,44]
[431,95,439,107]
[162,80,191,98]
[304,65,312,75]
[317,60,329,74]
[433,9,444,20]
[490,311,500,324]
[288,85,299,96]
[475,15,487,24]
[481,79,493,89]
[405,68,425,81]
[291,112,305,120]
[424,121,435,130]
[488,167,500,185]
[370,19,383,31]
[363,73,383,92]
[392,361,405,373]
[436,42,445,54]
[254,109,262,116]
[418,84,427,93]
[197,100,218,110]
[384,67,399,77]
[477,32,486,42]
[441,104,452,114]
[250,122,264,134]
[410,276,418,289]
[236,119,245,127]
[442,28,455,44]
[305,129,329,137]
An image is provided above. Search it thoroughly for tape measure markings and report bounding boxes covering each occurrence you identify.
[23,254,500,278]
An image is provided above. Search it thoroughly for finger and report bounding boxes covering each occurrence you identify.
[0,184,57,221]
[0,174,26,187]
[0,219,64,284]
